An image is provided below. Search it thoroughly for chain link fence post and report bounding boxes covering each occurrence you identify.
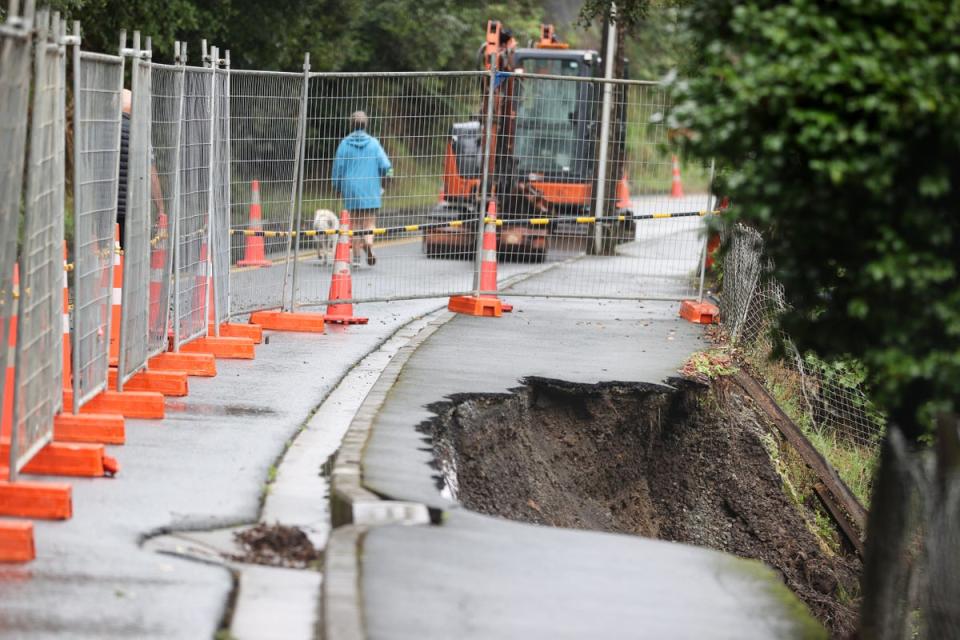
[281,52,310,313]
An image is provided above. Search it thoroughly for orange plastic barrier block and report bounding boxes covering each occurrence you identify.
[108,367,189,397]
[679,299,719,325]
[63,389,165,420]
[0,481,72,519]
[149,352,217,377]
[54,413,126,445]
[250,310,326,333]
[180,336,256,359]
[210,322,263,343]
[448,295,502,318]
[0,441,115,478]
[0,521,35,562]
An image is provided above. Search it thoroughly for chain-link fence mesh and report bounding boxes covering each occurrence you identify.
[11,17,65,475]
[226,69,305,314]
[70,49,124,410]
[172,65,214,349]
[720,223,885,455]
[116,50,153,386]
[210,61,230,327]
[294,71,484,307]
[148,62,181,355]
[0,9,33,442]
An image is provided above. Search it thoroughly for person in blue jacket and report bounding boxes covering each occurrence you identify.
[331,111,392,266]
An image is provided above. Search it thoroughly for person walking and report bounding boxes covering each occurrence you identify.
[331,111,392,266]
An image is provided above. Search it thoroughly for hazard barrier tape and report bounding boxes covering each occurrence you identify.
[226,209,719,240]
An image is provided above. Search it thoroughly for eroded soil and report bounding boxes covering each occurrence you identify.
[419,376,861,638]
[230,523,320,569]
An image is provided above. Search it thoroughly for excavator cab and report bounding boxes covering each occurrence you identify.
[425,22,633,261]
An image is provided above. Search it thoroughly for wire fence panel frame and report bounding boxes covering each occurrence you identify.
[292,71,485,308]
[70,45,125,411]
[210,56,230,328]
[172,64,215,350]
[0,4,34,446]
[148,61,182,357]
[117,41,154,387]
[226,68,305,315]
[10,13,66,477]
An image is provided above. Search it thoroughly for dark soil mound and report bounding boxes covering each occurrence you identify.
[231,523,320,569]
[419,377,861,637]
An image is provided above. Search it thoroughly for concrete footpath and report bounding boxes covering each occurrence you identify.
[0,300,441,639]
[329,298,825,639]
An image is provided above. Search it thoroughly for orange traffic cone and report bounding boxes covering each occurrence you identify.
[148,213,168,331]
[448,200,512,316]
[324,211,368,325]
[670,155,684,199]
[237,180,272,267]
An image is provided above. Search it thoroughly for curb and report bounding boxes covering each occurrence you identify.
[321,525,367,640]
[329,311,453,529]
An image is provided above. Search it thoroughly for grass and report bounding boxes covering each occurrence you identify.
[751,350,880,508]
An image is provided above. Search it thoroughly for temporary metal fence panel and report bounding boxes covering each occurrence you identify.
[148,61,182,356]
[226,68,305,315]
[117,40,153,386]
[173,65,214,349]
[10,13,65,476]
[70,46,124,411]
[0,3,33,442]
[210,59,230,327]
[293,71,484,307]
[482,74,713,302]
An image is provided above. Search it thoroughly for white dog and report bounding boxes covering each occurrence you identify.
[312,209,339,264]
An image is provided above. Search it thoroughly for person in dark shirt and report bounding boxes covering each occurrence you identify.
[116,89,165,249]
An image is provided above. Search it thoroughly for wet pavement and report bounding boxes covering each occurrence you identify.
[0,299,442,639]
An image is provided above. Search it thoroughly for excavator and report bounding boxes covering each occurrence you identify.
[423,21,635,261]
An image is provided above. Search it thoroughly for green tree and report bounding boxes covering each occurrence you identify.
[673,1,960,636]
[674,0,959,440]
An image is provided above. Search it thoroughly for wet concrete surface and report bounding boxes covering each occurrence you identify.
[0,299,442,639]
[363,510,821,640]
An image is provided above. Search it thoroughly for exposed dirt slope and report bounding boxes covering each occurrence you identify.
[420,377,861,638]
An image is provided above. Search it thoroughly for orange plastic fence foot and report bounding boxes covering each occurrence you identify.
[54,413,126,445]
[210,322,263,343]
[63,389,165,419]
[249,310,326,333]
[0,481,72,519]
[108,367,189,397]
[679,299,719,324]
[448,295,503,318]
[180,336,256,359]
[323,309,369,325]
[0,521,35,563]
[0,440,115,478]
[149,352,217,377]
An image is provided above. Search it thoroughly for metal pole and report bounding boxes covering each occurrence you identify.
[593,3,617,255]
[165,42,184,350]
[281,52,309,312]
[205,45,219,336]
[223,49,232,322]
[116,30,141,392]
[172,42,185,351]
[696,157,716,303]
[69,20,82,414]
[472,52,497,294]
[289,52,310,311]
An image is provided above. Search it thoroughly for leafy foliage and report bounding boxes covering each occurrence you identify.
[41,0,543,71]
[674,0,960,439]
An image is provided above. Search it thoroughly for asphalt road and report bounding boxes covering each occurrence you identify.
[229,193,711,314]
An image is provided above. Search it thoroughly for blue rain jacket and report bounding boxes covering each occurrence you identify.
[331,130,392,211]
